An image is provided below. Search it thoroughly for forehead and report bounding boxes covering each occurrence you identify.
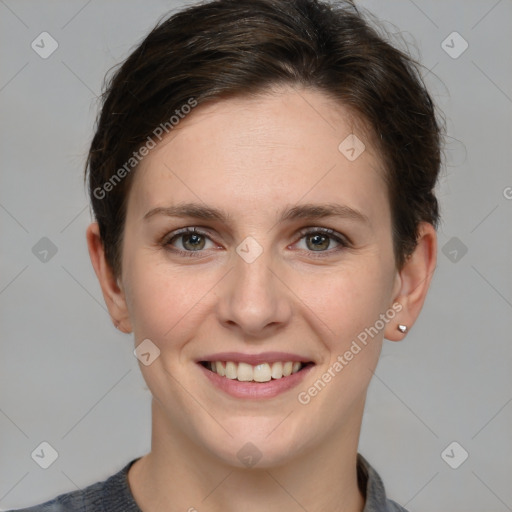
[126,87,388,224]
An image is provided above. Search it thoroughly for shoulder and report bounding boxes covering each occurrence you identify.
[6,458,141,512]
[357,453,410,512]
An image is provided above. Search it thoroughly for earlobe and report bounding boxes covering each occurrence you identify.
[384,222,437,342]
[86,222,133,333]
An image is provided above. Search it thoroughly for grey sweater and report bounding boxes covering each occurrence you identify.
[9,453,409,511]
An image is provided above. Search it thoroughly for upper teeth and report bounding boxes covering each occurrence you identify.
[207,361,303,382]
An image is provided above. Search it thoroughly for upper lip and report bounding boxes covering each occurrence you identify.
[197,352,314,365]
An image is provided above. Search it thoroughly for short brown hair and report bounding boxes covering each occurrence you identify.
[85,0,444,278]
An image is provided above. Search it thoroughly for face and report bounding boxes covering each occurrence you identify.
[117,86,401,468]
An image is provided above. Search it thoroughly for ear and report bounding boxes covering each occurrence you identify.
[86,222,132,333]
[384,222,437,341]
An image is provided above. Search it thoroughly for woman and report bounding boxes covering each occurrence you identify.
[11,0,441,510]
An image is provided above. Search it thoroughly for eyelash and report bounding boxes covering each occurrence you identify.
[161,227,350,259]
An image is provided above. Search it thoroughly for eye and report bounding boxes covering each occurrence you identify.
[162,226,350,258]
[163,227,217,255]
[294,227,349,255]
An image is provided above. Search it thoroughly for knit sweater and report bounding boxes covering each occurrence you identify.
[9,453,409,512]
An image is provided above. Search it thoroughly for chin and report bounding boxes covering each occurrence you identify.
[198,421,310,470]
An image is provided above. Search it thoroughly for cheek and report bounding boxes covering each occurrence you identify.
[294,258,394,342]
[296,263,394,411]
[124,254,216,344]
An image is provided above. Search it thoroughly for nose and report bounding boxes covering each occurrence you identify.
[215,243,293,338]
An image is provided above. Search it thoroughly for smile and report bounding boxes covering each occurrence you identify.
[201,360,310,382]
[198,354,315,399]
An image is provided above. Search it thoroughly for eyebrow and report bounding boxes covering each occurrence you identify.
[143,202,370,226]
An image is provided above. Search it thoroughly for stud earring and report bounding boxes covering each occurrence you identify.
[397,324,407,333]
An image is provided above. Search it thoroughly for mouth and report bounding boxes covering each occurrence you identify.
[196,352,316,399]
[199,360,314,383]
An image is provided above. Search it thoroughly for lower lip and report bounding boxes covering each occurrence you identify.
[198,363,314,399]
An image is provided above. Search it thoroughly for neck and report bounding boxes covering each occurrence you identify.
[128,399,366,512]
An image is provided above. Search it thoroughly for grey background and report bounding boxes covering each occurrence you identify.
[1,0,511,510]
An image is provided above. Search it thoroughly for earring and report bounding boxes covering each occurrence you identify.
[397,324,407,333]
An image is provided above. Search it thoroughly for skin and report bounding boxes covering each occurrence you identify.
[87,85,437,512]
